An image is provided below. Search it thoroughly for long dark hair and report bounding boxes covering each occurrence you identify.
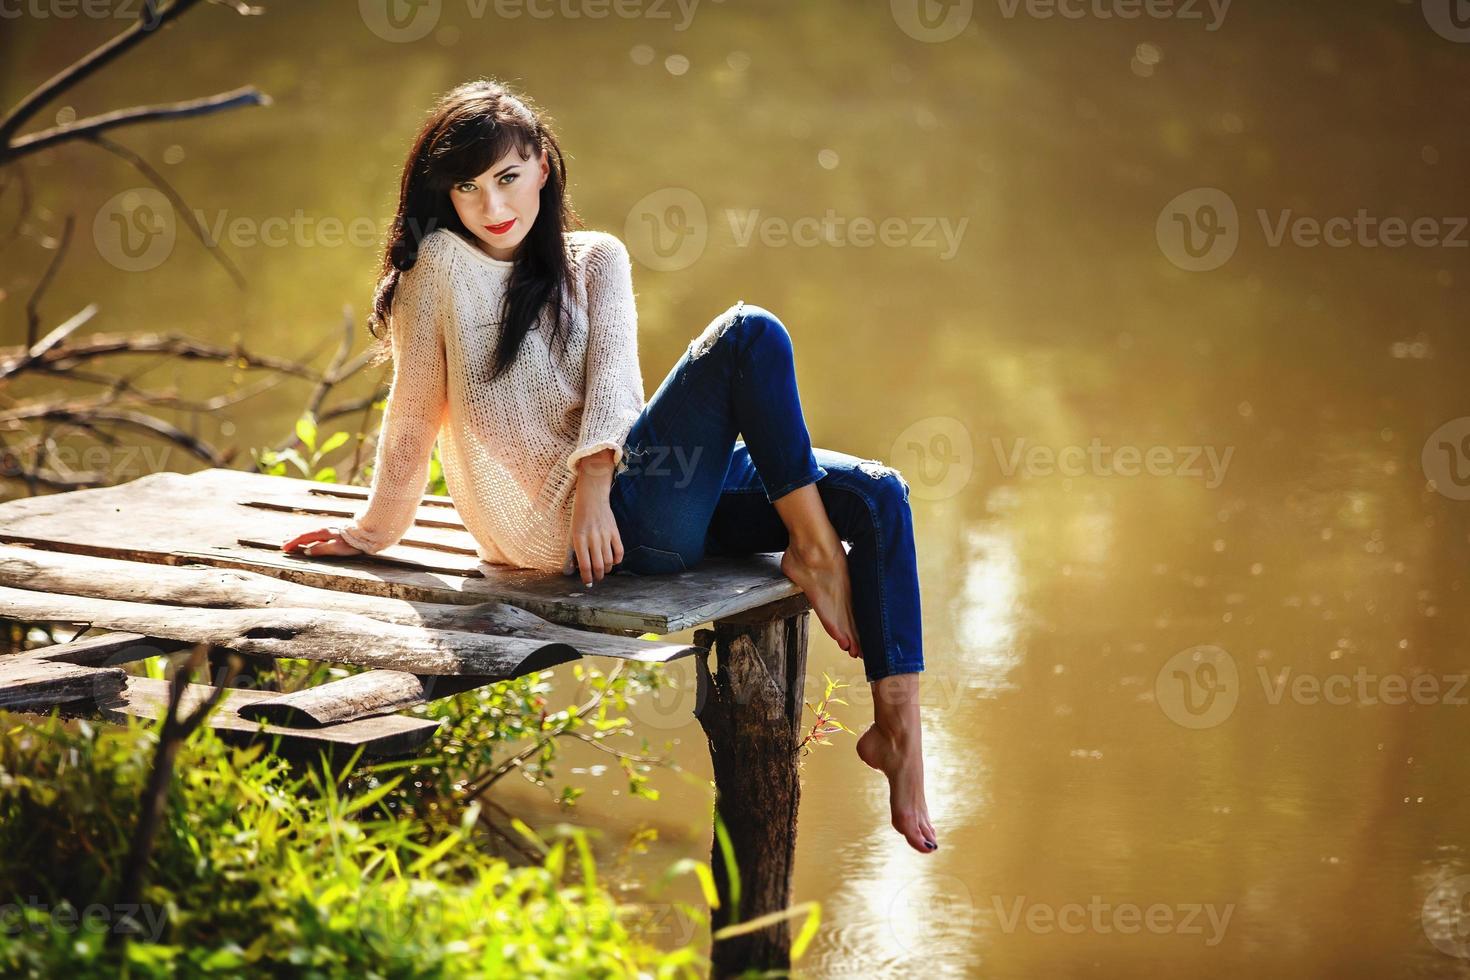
[367,78,582,380]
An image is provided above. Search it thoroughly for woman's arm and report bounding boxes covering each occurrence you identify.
[337,241,452,554]
[564,233,645,478]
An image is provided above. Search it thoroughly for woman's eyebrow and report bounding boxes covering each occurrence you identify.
[490,163,521,177]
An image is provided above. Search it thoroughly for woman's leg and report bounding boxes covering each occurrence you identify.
[606,302,862,654]
[706,443,937,853]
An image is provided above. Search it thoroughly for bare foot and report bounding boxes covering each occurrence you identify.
[781,541,863,660]
[856,721,938,854]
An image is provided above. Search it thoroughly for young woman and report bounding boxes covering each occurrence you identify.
[281,79,938,854]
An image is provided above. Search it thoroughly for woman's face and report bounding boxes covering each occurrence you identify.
[448,143,549,261]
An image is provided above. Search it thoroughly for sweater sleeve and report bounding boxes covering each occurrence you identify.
[339,238,451,554]
[565,234,646,475]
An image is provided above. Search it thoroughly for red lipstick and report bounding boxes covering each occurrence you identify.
[485,219,515,235]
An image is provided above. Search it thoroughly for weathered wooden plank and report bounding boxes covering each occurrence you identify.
[237,671,495,727]
[699,609,812,977]
[0,584,704,676]
[0,658,127,710]
[711,592,815,628]
[97,677,441,757]
[0,545,704,663]
[222,543,804,633]
[0,468,806,633]
[239,536,483,573]
[12,630,194,666]
[308,483,458,509]
[5,598,540,727]
[243,497,471,536]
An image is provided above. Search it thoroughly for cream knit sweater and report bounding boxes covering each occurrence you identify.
[338,227,646,571]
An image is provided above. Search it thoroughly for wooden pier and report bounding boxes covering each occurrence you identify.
[0,467,815,976]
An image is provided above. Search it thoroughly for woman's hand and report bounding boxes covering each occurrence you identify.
[569,450,624,587]
[281,527,364,558]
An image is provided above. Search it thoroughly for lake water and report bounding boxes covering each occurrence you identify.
[4,1,1469,975]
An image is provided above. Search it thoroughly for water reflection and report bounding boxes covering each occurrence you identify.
[822,721,989,978]
[950,522,1024,697]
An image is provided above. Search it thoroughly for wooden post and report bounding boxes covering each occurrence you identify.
[696,602,810,977]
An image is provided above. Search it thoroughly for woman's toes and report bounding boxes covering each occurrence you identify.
[896,820,932,854]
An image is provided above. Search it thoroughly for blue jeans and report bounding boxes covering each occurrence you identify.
[590,300,924,683]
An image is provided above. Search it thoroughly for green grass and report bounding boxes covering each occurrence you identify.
[0,710,710,978]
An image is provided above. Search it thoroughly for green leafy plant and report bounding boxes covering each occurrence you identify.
[251,411,354,482]
[0,710,714,978]
[798,672,856,762]
[384,662,676,832]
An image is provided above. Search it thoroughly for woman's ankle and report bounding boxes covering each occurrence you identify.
[786,534,844,566]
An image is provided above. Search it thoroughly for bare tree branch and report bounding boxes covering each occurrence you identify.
[4,404,227,464]
[0,164,33,253]
[0,0,259,151]
[92,133,248,290]
[0,304,99,381]
[0,0,393,503]
[25,213,74,347]
[113,645,239,946]
[7,87,272,163]
[0,330,326,381]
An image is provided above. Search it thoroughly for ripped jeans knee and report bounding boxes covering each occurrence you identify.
[688,299,747,360]
[856,457,912,503]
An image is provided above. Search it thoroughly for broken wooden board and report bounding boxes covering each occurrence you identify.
[237,671,495,727]
[96,676,441,757]
[0,657,126,710]
[0,584,631,676]
[0,545,704,664]
[10,629,195,667]
[0,468,806,633]
[3,628,495,730]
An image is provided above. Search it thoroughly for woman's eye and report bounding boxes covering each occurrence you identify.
[455,182,475,193]
[499,173,518,185]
